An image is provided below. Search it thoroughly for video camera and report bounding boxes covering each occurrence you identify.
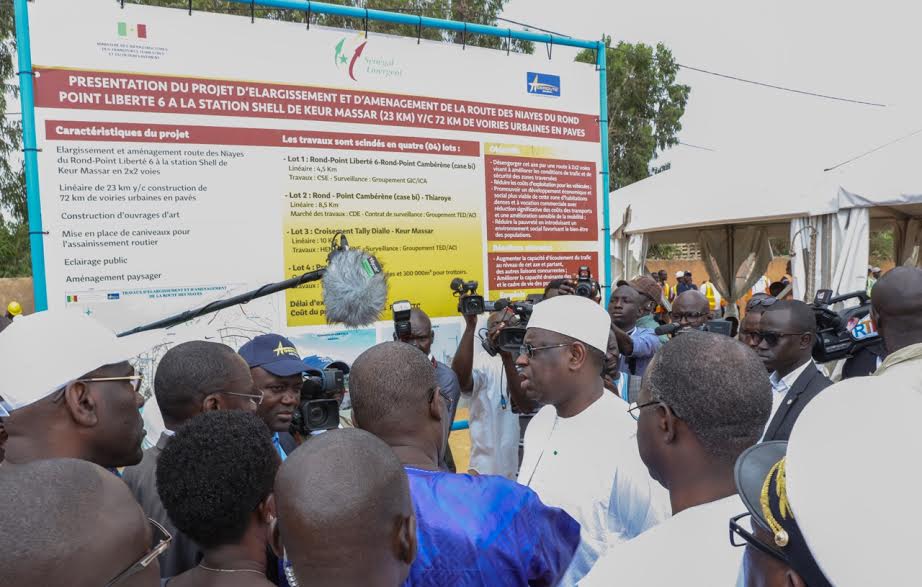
[655,319,734,338]
[450,278,485,315]
[811,289,879,363]
[290,368,345,436]
[481,298,535,356]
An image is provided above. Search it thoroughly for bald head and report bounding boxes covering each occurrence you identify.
[350,342,438,435]
[672,290,711,329]
[275,428,415,586]
[0,458,157,586]
[872,267,922,353]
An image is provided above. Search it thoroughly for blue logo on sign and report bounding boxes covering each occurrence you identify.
[527,72,560,96]
[107,292,121,300]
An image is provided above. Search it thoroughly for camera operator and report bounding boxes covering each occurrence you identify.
[238,334,306,460]
[451,308,533,479]
[822,267,922,396]
[394,307,461,472]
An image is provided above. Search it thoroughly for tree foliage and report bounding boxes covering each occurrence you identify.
[0,6,29,277]
[130,0,532,52]
[577,37,690,190]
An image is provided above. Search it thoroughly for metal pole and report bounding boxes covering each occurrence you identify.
[597,41,612,292]
[117,268,325,337]
[221,0,599,49]
[14,0,47,311]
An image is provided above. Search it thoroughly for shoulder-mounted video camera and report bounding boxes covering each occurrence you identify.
[811,289,879,363]
[481,299,534,356]
[290,368,345,436]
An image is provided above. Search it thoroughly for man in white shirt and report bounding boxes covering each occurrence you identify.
[452,311,528,479]
[582,331,772,587]
[516,295,668,584]
[752,300,831,441]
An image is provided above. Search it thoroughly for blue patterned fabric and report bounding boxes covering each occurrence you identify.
[404,467,580,586]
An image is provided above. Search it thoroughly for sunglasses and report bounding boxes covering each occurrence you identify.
[105,518,172,586]
[747,331,807,347]
[746,296,778,311]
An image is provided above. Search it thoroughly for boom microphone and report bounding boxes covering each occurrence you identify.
[322,234,388,327]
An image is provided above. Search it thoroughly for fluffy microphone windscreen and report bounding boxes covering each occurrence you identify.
[322,248,388,327]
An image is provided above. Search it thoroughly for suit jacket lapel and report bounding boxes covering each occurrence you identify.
[764,367,817,440]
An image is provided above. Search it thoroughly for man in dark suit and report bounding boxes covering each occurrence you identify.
[121,340,261,580]
[752,300,831,441]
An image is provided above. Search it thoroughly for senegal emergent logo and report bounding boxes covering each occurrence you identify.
[273,342,299,357]
[334,35,368,81]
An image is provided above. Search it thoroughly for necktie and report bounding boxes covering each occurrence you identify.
[273,433,287,461]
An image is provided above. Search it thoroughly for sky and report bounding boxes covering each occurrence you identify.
[501,0,921,175]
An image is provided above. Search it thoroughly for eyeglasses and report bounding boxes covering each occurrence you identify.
[105,518,172,586]
[729,512,789,566]
[426,385,453,412]
[518,342,570,359]
[627,400,659,421]
[748,331,807,347]
[746,296,778,311]
[218,389,265,406]
[74,375,143,393]
[670,311,708,322]
[627,399,682,421]
[259,382,302,397]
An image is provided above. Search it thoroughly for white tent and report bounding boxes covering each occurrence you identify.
[608,133,922,310]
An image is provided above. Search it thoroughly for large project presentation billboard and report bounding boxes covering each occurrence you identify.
[24,0,605,352]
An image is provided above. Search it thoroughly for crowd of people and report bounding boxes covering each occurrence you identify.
[1,266,921,586]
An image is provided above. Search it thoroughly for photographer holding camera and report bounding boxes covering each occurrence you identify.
[451,292,534,479]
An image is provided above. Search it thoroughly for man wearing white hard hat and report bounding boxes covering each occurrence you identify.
[516,295,668,584]
[0,310,156,468]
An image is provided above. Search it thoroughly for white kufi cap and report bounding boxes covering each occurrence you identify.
[0,310,158,414]
[527,295,610,353]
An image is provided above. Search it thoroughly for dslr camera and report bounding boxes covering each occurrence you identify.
[575,266,596,298]
[392,300,413,339]
[290,368,345,435]
[450,278,485,315]
[810,289,879,363]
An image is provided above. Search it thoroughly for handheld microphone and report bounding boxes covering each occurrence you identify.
[322,233,388,327]
[654,323,681,337]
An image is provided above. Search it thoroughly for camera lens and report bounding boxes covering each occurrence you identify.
[307,405,328,427]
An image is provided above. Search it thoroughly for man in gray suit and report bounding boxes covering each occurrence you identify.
[121,340,261,580]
